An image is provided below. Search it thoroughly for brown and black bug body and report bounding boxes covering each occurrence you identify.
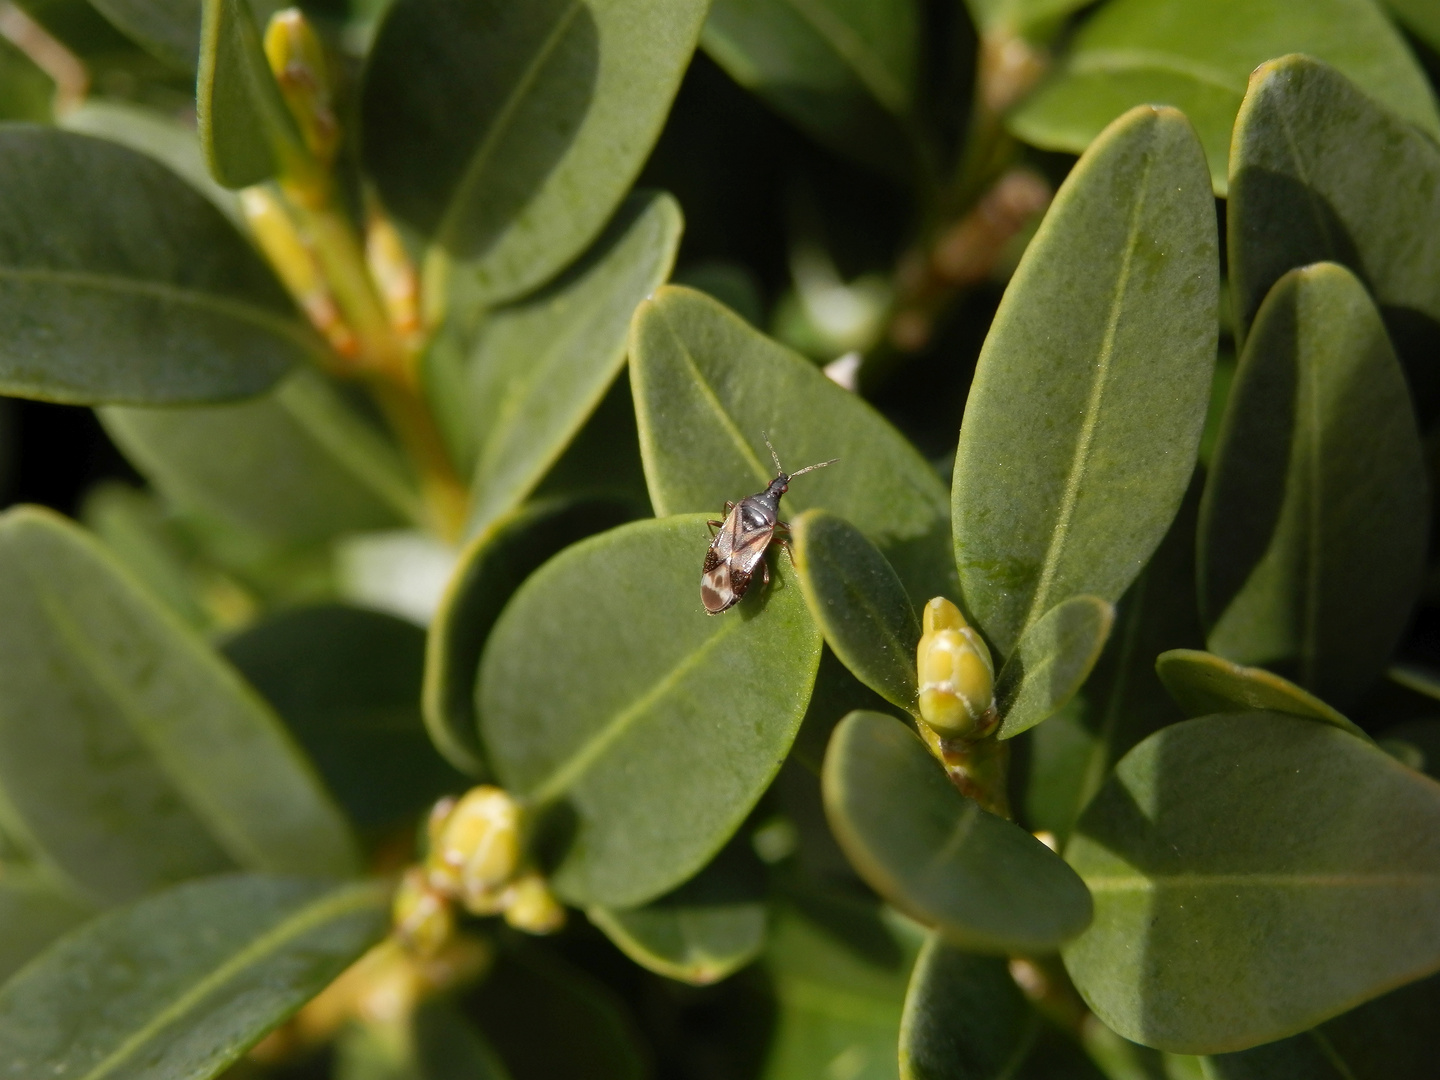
[701,440,836,614]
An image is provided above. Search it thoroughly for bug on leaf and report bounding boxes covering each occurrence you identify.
[701,438,837,614]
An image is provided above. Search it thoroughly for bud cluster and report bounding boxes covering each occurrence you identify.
[392,786,565,956]
[916,596,997,741]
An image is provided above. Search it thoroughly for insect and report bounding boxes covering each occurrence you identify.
[701,438,837,614]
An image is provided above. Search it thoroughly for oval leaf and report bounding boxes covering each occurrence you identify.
[361,0,706,310]
[0,874,389,1078]
[631,284,956,605]
[1199,263,1426,707]
[424,495,638,775]
[953,105,1217,657]
[1008,0,1440,194]
[0,507,358,905]
[0,868,94,986]
[0,126,311,404]
[1155,649,1365,739]
[478,514,821,908]
[90,0,202,73]
[823,711,1093,953]
[791,508,920,713]
[462,191,682,536]
[1063,712,1440,1053]
[995,594,1115,739]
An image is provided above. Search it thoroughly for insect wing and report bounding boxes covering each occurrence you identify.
[701,502,772,614]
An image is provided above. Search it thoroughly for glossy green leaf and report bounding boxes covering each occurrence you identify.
[223,604,466,830]
[0,874,389,1078]
[631,284,956,605]
[761,889,921,1080]
[0,126,310,404]
[701,0,919,179]
[588,839,767,985]
[1021,478,1202,843]
[466,941,646,1080]
[0,867,94,985]
[1008,0,1440,194]
[197,0,300,188]
[1205,971,1440,1080]
[823,711,1093,952]
[361,0,707,312]
[996,595,1114,739]
[899,935,1037,1080]
[1064,712,1440,1053]
[103,368,420,549]
[1384,0,1440,54]
[1199,264,1426,707]
[90,0,202,72]
[791,508,920,714]
[479,514,821,908]
[1228,57,1440,417]
[953,105,1217,657]
[336,999,513,1080]
[424,495,638,776]
[0,36,53,122]
[0,507,359,906]
[1156,649,1366,739]
[462,191,682,536]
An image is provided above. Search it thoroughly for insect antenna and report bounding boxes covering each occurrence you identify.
[788,457,838,478]
[762,433,785,477]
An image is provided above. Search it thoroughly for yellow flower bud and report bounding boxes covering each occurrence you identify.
[391,867,453,958]
[916,598,995,739]
[264,10,338,166]
[502,873,566,935]
[425,786,521,904]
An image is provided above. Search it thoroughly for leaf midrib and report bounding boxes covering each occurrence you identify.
[779,0,908,114]
[75,882,384,1080]
[1069,48,1245,95]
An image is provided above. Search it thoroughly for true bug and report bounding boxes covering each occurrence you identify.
[701,438,837,614]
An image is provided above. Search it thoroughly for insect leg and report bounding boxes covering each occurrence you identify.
[775,537,795,566]
[761,557,770,587]
[725,501,736,512]
[707,520,725,535]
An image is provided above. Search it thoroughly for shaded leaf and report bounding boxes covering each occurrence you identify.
[1199,263,1426,707]
[1009,0,1440,194]
[0,36,53,122]
[995,595,1114,739]
[952,105,1216,657]
[0,126,310,404]
[462,191,682,536]
[0,874,389,1078]
[791,508,920,714]
[103,368,420,549]
[588,838,767,985]
[701,0,919,179]
[1156,649,1366,739]
[90,0,202,72]
[223,604,467,830]
[1384,0,1440,55]
[962,0,1091,36]
[424,495,638,776]
[0,507,358,906]
[361,0,707,311]
[631,284,956,605]
[335,998,513,1080]
[1064,712,1440,1053]
[479,515,821,908]
[0,867,94,985]
[1377,717,1440,781]
[823,711,1093,952]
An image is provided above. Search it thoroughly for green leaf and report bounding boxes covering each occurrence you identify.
[0,868,94,985]
[0,126,311,404]
[336,999,513,1080]
[791,508,920,714]
[0,874,389,1078]
[361,0,707,312]
[761,888,921,1080]
[823,711,1093,952]
[995,595,1115,739]
[1155,649,1366,739]
[89,0,202,72]
[701,0,919,179]
[587,838,767,985]
[1228,56,1440,411]
[952,105,1217,658]
[197,0,301,188]
[1063,712,1440,1053]
[1378,716,1440,781]
[0,507,359,906]
[478,514,821,908]
[962,0,1091,37]
[899,935,1037,1080]
[1198,263,1426,708]
[0,36,53,122]
[223,604,467,830]
[424,495,638,776]
[631,284,957,606]
[462,191,682,536]
[103,368,420,549]
[1384,0,1440,55]
[1020,478,1202,843]
[1008,0,1440,195]
[1205,971,1440,1080]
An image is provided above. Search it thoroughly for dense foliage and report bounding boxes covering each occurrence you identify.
[0,0,1438,1077]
